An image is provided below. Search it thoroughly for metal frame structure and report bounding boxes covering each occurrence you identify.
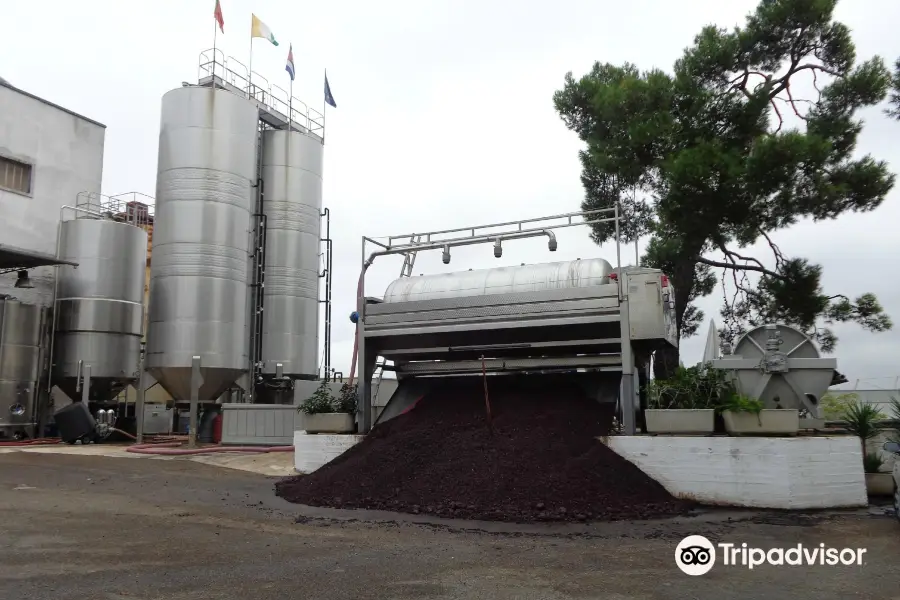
[319,208,334,380]
[197,49,324,140]
[354,207,654,435]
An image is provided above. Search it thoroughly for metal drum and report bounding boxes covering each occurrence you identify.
[383,258,615,303]
[0,298,50,437]
[53,218,147,403]
[259,130,323,378]
[146,85,258,401]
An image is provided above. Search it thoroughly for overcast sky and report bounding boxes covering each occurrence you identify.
[3,0,898,389]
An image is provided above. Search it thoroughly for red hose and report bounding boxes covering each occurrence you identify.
[125,442,294,455]
[0,438,61,447]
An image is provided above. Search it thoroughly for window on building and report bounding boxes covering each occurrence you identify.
[0,155,33,195]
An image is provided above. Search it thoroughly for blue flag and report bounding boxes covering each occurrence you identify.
[324,71,336,108]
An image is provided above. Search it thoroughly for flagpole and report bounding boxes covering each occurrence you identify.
[289,78,293,130]
[323,69,327,144]
[248,18,254,97]
[212,20,218,78]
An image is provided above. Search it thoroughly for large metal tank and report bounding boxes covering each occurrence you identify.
[383,258,615,303]
[146,86,258,401]
[53,218,147,403]
[0,298,50,437]
[259,130,323,377]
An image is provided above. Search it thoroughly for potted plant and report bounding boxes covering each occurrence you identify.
[643,364,727,434]
[863,452,893,496]
[297,380,354,434]
[842,400,891,496]
[721,393,799,435]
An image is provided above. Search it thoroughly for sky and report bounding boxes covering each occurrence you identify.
[2,0,898,389]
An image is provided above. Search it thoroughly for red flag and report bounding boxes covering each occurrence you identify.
[214,0,224,33]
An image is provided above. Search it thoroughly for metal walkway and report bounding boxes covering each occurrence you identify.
[196,49,324,140]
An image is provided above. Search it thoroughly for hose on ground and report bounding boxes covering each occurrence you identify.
[0,438,61,447]
[125,442,294,456]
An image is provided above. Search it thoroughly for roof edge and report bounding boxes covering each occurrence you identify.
[0,80,106,129]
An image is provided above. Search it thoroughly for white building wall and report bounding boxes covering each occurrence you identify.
[0,82,105,306]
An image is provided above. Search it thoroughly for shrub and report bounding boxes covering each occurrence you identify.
[863,452,884,474]
[645,363,735,410]
[337,382,358,414]
[299,380,336,415]
[719,394,764,415]
[820,392,859,420]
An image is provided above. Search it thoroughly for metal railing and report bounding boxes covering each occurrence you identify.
[361,207,626,300]
[198,49,325,138]
[73,191,155,228]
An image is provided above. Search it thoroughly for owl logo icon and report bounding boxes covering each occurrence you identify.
[675,535,716,575]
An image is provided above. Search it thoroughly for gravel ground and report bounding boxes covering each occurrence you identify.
[1,452,899,600]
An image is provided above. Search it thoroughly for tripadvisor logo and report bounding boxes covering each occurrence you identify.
[675,535,867,575]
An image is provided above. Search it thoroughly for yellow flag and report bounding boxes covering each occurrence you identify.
[250,14,278,46]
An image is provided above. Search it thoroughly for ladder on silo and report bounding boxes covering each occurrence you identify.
[371,234,422,403]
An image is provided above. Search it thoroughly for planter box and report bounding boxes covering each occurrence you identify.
[301,412,354,434]
[723,409,799,436]
[865,473,894,497]
[644,409,715,434]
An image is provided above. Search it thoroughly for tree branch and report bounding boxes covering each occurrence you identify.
[770,97,784,133]
[793,63,843,78]
[697,256,783,278]
[758,228,784,270]
[784,83,809,121]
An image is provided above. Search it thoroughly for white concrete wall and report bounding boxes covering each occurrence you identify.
[294,431,364,473]
[607,436,867,509]
[0,83,105,305]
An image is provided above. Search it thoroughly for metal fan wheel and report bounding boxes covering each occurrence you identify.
[730,324,833,411]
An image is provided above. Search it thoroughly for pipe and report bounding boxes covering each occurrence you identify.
[363,229,558,269]
[125,442,294,455]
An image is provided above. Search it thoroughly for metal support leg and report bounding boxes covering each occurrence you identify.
[189,356,202,448]
[358,336,371,433]
[619,297,636,435]
[135,369,146,444]
[81,365,91,406]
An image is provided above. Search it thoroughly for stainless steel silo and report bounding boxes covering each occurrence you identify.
[146,85,258,401]
[0,298,51,437]
[53,218,147,403]
[259,130,323,379]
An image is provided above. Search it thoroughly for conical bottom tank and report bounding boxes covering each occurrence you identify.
[147,366,244,403]
[144,85,258,401]
[55,378,129,405]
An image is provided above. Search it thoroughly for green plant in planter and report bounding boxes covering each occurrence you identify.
[718,393,765,426]
[336,382,358,414]
[298,380,336,415]
[863,452,884,474]
[645,364,735,410]
[841,400,884,459]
